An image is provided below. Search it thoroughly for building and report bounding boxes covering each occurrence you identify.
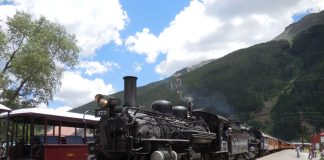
[310,132,324,150]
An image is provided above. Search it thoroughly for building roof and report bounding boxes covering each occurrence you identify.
[0,108,99,128]
[0,104,11,112]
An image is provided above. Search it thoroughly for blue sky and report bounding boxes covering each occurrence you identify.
[0,0,323,111]
[92,0,190,91]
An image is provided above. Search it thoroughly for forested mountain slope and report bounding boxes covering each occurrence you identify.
[71,11,324,141]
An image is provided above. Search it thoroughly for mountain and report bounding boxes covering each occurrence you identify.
[70,11,324,141]
[275,11,324,40]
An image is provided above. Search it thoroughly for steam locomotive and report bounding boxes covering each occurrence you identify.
[89,76,293,160]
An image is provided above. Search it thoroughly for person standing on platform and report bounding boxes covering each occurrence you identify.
[320,149,324,160]
[308,146,313,159]
[296,145,300,158]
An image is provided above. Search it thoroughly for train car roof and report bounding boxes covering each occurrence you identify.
[262,132,278,140]
[293,142,311,145]
[0,104,11,112]
[0,108,99,127]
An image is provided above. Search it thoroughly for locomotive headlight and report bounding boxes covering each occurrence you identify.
[95,94,122,108]
[95,94,108,108]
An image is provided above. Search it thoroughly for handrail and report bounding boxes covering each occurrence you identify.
[83,110,95,122]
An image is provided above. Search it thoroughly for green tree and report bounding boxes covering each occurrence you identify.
[0,12,80,109]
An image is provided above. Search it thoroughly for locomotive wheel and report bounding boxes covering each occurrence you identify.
[224,153,230,160]
[95,150,128,160]
[95,153,107,160]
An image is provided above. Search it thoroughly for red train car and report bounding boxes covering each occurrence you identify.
[279,140,294,150]
[0,108,99,160]
[261,132,295,154]
[310,132,324,151]
[0,104,11,159]
[263,134,279,153]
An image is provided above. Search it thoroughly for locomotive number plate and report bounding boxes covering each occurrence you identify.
[95,109,109,117]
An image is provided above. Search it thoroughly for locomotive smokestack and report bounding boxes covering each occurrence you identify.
[123,76,137,107]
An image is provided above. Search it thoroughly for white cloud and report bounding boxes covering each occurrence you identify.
[125,28,160,63]
[37,102,47,108]
[0,0,128,56]
[126,0,324,76]
[54,71,115,107]
[54,106,73,112]
[77,61,120,76]
[231,17,243,26]
[133,62,143,73]
[0,4,16,28]
[37,103,73,112]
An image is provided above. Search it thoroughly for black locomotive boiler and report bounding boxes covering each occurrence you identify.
[89,76,255,160]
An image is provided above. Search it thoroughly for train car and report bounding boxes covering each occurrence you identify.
[0,107,99,160]
[288,142,295,149]
[278,140,283,150]
[262,133,279,153]
[278,140,295,150]
[286,141,295,149]
[280,141,291,150]
[0,104,11,159]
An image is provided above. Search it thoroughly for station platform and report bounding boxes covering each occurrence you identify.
[257,149,322,160]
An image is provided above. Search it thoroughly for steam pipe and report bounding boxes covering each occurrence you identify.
[187,102,193,118]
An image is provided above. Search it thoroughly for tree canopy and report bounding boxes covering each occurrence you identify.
[0,12,80,109]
